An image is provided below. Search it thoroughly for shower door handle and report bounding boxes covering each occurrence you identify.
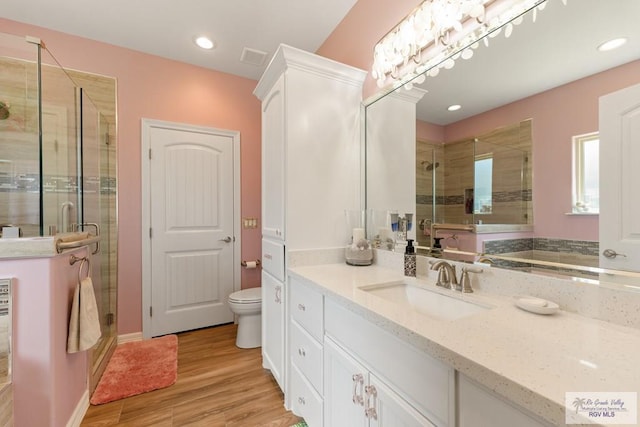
[77,222,100,254]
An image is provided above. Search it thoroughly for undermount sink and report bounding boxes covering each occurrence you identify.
[361,281,490,321]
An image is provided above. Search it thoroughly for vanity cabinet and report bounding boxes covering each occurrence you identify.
[324,337,435,427]
[254,43,366,398]
[324,298,454,427]
[458,375,549,427]
[289,276,324,426]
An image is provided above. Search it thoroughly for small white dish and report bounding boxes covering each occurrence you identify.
[514,295,559,315]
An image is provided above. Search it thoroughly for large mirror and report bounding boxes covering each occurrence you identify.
[365,0,640,281]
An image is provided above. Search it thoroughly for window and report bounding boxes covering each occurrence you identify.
[474,155,493,214]
[572,132,599,213]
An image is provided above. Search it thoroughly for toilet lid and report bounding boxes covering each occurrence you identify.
[229,287,261,303]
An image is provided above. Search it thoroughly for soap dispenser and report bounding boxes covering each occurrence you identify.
[404,239,416,277]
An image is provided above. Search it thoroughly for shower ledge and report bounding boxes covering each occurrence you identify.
[0,236,57,259]
[0,232,96,259]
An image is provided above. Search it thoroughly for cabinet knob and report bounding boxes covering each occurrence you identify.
[298,396,306,405]
[275,286,282,304]
[264,253,273,260]
[298,348,306,357]
[298,303,306,311]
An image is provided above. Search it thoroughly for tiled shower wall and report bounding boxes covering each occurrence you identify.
[442,120,533,225]
[484,237,599,268]
[416,120,533,238]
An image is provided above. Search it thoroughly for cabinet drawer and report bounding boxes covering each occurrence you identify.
[289,277,323,341]
[290,321,323,394]
[290,365,323,427]
[262,239,285,281]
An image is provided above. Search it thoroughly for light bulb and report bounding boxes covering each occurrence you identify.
[194,36,215,50]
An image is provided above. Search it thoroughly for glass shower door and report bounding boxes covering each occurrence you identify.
[79,89,117,391]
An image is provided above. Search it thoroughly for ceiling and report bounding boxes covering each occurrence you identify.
[2,0,638,126]
[0,0,358,81]
[409,0,640,125]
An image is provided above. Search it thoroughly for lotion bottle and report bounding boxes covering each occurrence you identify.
[404,239,416,277]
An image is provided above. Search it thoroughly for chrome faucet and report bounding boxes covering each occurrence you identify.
[430,260,483,293]
[429,260,458,290]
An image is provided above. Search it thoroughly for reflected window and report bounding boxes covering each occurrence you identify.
[572,132,599,213]
[474,155,493,214]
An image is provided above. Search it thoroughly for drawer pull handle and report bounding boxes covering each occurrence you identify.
[298,303,306,311]
[298,348,306,357]
[352,373,364,405]
[264,253,273,260]
[275,286,282,304]
[365,385,378,420]
[298,396,306,405]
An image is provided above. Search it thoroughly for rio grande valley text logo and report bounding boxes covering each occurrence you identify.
[566,392,637,425]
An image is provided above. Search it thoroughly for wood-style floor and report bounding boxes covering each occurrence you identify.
[81,324,302,427]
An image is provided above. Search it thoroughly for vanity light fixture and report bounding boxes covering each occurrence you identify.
[372,0,566,88]
[194,36,215,50]
[597,37,627,52]
[447,104,462,111]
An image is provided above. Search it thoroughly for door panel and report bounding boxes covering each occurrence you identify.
[323,337,368,427]
[599,82,640,271]
[149,126,234,336]
[369,374,435,427]
[262,270,284,389]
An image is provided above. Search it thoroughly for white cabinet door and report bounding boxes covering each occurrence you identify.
[369,374,436,427]
[262,270,284,390]
[261,74,286,241]
[599,82,640,271]
[458,375,547,427]
[324,337,368,427]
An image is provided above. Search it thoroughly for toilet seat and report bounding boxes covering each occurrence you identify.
[229,287,261,304]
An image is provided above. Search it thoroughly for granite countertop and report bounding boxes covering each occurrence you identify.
[288,263,640,427]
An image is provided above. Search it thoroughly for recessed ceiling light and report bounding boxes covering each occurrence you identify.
[597,37,627,52]
[447,104,462,112]
[195,36,215,50]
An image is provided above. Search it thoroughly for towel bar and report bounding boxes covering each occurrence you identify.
[56,235,101,254]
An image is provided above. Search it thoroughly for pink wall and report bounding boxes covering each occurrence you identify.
[443,60,640,241]
[316,0,422,99]
[0,250,89,426]
[417,120,445,143]
[3,0,426,337]
[1,19,262,335]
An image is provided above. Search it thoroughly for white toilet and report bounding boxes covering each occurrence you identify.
[228,287,262,348]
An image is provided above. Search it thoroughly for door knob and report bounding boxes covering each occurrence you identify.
[219,236,232,243]
[602,249,627,259]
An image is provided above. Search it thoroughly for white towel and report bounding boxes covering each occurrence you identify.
[67,277,102,353]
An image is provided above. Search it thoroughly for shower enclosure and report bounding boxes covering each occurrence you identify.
[0,31,117,391]
[416,120,532,237]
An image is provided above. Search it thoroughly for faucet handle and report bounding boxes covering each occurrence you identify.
[459,267,482,293]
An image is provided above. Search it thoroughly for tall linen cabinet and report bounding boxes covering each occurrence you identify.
[253,44,366,402]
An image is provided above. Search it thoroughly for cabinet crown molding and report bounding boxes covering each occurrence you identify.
[253,43,366,101]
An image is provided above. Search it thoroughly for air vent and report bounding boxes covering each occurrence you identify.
[240,47,268,66]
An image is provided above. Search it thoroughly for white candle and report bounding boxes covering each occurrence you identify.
[352,228,365,242]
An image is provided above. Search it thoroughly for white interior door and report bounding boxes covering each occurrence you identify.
[599,82,640,271]
[147,123,236,337]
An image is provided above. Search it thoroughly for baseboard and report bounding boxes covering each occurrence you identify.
[66,389,89,427]
[118,332,143,344]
